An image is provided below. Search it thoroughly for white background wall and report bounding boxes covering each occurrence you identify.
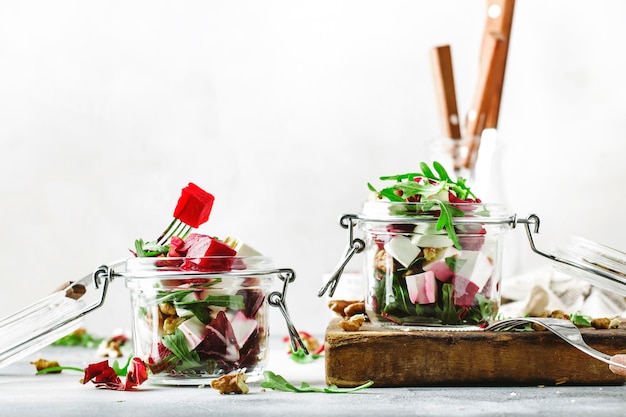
[1,1,625,338]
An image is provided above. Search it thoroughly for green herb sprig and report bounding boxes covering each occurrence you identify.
[368,161,478,250]
[261,371,373,393]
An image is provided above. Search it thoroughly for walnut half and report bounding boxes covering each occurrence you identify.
[338,314,366,331]
[210,373,249,394]
[328,299,365,318]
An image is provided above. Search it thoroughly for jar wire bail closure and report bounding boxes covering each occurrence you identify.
[268,268,309,354]
[318,214,364,298]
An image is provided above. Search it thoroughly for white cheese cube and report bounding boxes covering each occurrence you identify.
[456,250,494,290]
[411,233,454,248]
[383,235,420,267]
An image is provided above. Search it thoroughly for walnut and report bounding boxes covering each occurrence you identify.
[530,311,571,331]
[163,316,185,335]
[328,300,365,318]
[159,302,177,317]
[300,333,322,354]
[328,299,354,317]
[30,358,60,373]
[54,281,87,300]
[374,249,389,274]
[97,339,124,358]
[548,310,570,320]
[338,314,365,331]
[422,247,438,262]
[210,373,249,394]
[591,317,620,329]
[591,318,611,329]
[344,301,365,317]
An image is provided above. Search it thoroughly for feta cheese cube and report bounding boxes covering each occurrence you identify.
[383,235,420,267]
[411,233,454,248]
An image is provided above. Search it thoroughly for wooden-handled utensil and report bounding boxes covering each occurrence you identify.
[430,44,462,140]
[463,0,515,170]
[480,0,515,129]
[463,34,505,170]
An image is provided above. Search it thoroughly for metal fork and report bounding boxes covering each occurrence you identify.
[156,218,192,246]
[485,317,626,370]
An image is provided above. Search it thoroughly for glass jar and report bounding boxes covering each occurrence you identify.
[123,256,300,385]
[322,201,516,329]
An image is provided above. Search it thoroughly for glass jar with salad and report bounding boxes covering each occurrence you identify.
[123,253,297,385]
[321,162,517,328]
[121,183,307,385]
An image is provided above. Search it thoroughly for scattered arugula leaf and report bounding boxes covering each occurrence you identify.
[288,348,323,364]
[36,365,84,375]
[571,311,592,327]
[261,371,373,393]
[112,356,133,376]
[52,330,103,348]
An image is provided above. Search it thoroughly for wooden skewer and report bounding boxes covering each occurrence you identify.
[480,0,515,129]
[430,44,462,140]
[463,0,515,170]
[463,34,505,170]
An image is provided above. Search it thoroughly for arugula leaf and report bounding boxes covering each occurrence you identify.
[571,311,592,327]
[261,371,374,393]
[52,331,103,348]
[419,162,436,180]
[174,294,245,311]
[433,161,451,182]
[435,283,462,325]
[36,366,84,375]
[161,328,203,372]
[134,239,147,257]
[134,239,170,257]
[379,173,423,181]
[432,200,464,250]
[445,256,467,272]
[288,348,324,364]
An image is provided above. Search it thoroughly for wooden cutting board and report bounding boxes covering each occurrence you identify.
[324,319,626,387]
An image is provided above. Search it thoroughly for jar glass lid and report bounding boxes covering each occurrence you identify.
[553,236,626,296]
[520,214,626,296]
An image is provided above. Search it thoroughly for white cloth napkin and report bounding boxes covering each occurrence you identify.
[499,266,626,319]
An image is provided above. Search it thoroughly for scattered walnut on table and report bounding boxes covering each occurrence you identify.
[30,358,61,373]
[328,299,365,318]
[591,317,621,329]
[338,314,365,331]
[530,310,572,331]
[210,373,249,394]
[528,310,622,331]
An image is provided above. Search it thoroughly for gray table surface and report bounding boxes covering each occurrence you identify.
[1,337,625,417]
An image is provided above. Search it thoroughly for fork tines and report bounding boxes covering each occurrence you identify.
[157,218,192,246]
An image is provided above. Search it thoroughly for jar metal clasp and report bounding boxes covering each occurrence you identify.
[318,214,365,298]
[268,268,309,355]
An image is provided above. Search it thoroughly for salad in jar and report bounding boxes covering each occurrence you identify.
[361,162,514,327]
[124,183,282,384]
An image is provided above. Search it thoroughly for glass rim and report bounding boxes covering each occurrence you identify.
[120,255,282,278]
[358,201,515,225]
